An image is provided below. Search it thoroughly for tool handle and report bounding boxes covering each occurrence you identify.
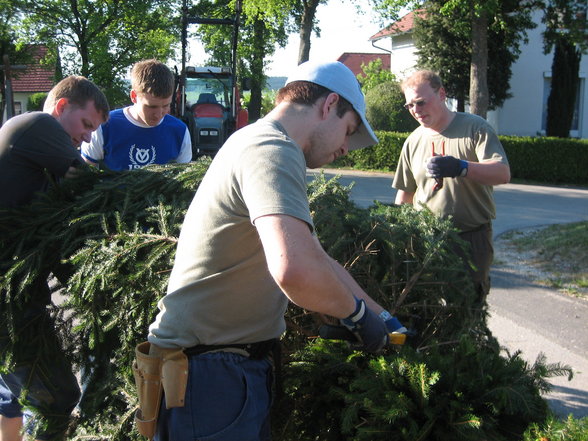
[318,324,407,345]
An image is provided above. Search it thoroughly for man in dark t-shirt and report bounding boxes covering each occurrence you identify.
[0,76,109,441]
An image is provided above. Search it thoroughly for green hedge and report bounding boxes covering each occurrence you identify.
[501,136,588,185]
[335,131,588,186]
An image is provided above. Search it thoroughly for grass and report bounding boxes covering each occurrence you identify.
[524,414,588,441]
[507,221,588,298]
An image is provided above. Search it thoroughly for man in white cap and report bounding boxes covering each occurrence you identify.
[142,60,404,441]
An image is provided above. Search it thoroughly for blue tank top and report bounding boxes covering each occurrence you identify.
[101,109,186,171]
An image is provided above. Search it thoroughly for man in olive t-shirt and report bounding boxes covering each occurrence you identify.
[393,70,510,304]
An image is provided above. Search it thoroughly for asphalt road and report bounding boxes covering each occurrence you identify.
[308,168,588,419]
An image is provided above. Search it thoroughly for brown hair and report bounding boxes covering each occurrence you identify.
[131,59,175,98]
[44,75,110,121]
[401,70,443,93]
[276,81,354,118]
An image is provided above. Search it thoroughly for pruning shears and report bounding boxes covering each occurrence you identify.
[318,324,413,346]
[432,140,445,191]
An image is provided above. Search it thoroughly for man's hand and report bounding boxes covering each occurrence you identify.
[341,298,388,352]
[426,155,468,179]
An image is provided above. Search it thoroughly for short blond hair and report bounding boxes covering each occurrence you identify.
[401,70,443,93]
[130,59,175,98]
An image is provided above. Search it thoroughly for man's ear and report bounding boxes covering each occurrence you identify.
[130,89,138,103]
[54,97,69,116]
[321,92,339,119]
[439,87,447,101]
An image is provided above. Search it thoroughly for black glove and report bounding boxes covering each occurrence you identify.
[426,155,468,178]
[341,298,388,352]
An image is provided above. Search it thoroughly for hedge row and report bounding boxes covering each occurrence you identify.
[335,131,588,186]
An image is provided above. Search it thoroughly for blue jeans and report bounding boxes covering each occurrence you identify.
[155,351,273,441]
[0,307,80,441]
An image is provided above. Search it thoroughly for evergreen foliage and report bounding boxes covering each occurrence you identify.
[364,81,419,133]
[0,162,572,440]
[546,38,581,138]
[26,92,48,111]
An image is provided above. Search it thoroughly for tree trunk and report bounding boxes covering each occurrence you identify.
[297,0,320,65]
[248,17,267,121]
[469,8,489,118]
[546,38,581,138]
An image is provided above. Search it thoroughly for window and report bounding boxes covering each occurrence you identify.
[14,102,22,115]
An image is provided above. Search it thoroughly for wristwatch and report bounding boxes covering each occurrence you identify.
[459,160,469,177]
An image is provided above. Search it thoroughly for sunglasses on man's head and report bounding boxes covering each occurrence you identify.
[404,100,426,110]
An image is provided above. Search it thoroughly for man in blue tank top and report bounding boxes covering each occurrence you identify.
[81,59,192,171]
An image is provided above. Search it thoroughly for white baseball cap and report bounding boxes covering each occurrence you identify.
[285,60,378,150]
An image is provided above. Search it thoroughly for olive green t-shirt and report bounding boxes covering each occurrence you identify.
[392,112,508,231]
[149,118,313,348]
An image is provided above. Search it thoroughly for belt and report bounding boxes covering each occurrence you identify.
[184,338,279,360]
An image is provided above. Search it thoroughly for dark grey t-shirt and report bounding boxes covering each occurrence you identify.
[0,112,84,208]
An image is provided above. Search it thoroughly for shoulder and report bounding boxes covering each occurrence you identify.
[4,112,65,137]
[161,114,187,129]
[102,108,126,127]
[222,118,303,164]
[454,112,494,131]
[404,125,428,145]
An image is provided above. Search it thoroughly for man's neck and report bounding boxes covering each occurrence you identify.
[425,108,456,135]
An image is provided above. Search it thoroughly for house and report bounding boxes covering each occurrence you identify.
[368,9,588,139]
[336,52,391,77]
[3,45,57,116]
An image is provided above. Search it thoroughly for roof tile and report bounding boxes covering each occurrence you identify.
[9,46,56,93]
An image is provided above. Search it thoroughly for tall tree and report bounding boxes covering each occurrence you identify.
[16,0,179,106]
[543,0,587,137]
[0,0,33,119]
[371,0,535,118]
[193,0,288,120]
[413,0,534,112]
[546,38,581,137]
[294,0,323,63]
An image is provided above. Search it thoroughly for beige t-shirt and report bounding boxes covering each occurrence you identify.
[393,112,508,231]
[149,118,313,348]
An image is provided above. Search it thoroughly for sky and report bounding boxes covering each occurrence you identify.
[266,0,388,77]
[187,0,391,77]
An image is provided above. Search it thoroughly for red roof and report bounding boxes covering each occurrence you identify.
[370,10,424,41]
[337,52,391,77]
[10,46,56,93]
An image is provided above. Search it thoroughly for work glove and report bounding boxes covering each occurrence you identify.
[341,298,388,353]
[379,310,408,334]
[426,155,468,179]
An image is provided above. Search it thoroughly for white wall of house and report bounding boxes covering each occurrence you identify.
[496,10,587,138]
[388,33,418,80]
[382,9,588,139]
[13,92,30,114]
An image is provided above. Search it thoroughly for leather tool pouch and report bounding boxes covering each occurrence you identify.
[132,341,189,439]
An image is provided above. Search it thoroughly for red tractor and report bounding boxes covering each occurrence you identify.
[173,0,249,158]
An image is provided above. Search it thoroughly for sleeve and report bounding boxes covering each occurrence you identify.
[80,126,105,164]
[12,115,84,177]
[392,139,418,193]
[175,127,193,163]
[240,140,314,232]
[475,121,509,165]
